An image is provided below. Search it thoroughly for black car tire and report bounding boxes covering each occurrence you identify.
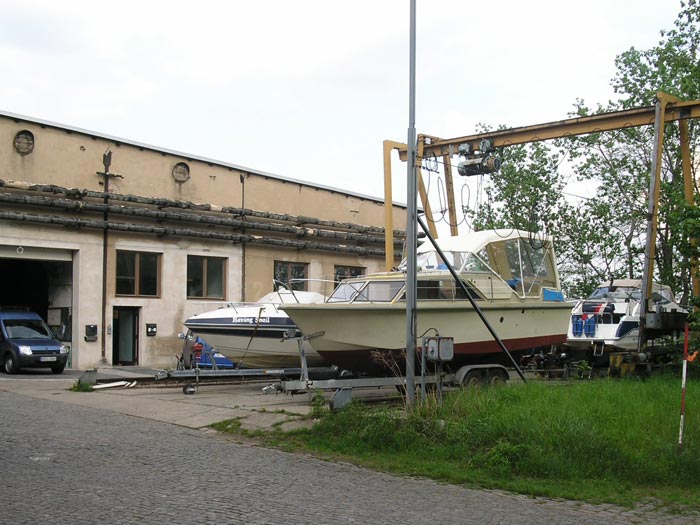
[4,352,20,374]
[51,364,66,374]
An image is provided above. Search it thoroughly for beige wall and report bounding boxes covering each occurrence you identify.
[243,245,386,301]
[109,235,241,368]
[0,113,406,370]
[0,117,407,229]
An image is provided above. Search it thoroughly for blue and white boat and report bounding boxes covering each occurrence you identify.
[184,287,328,368]
[566,279,687,353]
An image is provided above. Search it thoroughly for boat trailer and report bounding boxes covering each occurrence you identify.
[158,336,516,408]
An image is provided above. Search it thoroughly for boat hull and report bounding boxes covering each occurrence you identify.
[566,318,640,352]
[283,301,572,373]
[183,326,326,368]
[183,288,330,369]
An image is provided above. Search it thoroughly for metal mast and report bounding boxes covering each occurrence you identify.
[405,0,417,406]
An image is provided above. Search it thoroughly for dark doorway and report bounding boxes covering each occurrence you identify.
[112,307,139,365]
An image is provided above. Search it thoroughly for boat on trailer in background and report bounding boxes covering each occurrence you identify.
[566,279,687,360]
[183,284,330,369]
[282,229,574,376]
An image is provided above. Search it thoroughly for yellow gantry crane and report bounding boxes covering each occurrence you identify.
[384,92,700,350]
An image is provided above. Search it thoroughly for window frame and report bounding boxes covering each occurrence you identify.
[187,255,227,300]
[274,260,309,291]
[115,250,161,298]
[333,264,365,283]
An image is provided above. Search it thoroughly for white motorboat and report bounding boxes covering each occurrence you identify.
[566,279,687,354]
[184,287,328,368]
[282,229,574,374]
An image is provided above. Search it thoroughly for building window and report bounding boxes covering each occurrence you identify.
[187,256,226,299]
[116,251,160,296]
[274,261,308,290]
[334,265,365,283]
[14,130,35,155]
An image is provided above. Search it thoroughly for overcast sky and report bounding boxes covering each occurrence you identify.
[0,0,683,214]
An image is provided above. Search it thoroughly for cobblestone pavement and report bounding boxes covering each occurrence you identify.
[2,390,698,525]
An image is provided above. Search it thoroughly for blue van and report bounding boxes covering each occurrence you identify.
[0,309,69,374]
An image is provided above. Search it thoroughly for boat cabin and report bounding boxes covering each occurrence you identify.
[326,229,564,304]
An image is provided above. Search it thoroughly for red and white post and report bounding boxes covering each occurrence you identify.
[678,323,690,453]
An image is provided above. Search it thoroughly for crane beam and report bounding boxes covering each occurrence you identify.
[385,93,700,333]
[397,98,700,160]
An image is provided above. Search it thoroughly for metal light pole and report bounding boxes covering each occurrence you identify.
[100,149,112,364]
[405,0,417,407]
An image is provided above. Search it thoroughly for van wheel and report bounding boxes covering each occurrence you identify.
[51,364,66,374]
[4,352,20,374]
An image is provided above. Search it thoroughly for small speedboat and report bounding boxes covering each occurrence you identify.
[184,287,328,368]
[566,279,687,355]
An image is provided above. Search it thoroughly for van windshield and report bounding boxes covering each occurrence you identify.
[4,319,54,339]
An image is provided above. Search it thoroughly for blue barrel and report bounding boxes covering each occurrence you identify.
[571,315,584,337]
[584,316,597,337]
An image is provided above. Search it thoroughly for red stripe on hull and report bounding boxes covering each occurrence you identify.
[453,334,566,355]
[316,333,567,374]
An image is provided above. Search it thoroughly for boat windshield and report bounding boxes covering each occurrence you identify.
[412,279,481,300]
[399,233,559,299]
[258,289,326,304]
[353,281,404,302]
[486,237,557,298]
[588,285,674,304]
[327,280,404,303]
[588,286,640,301]
[655,288,675,303]
[327,281,366,303]
[404,250,488,272]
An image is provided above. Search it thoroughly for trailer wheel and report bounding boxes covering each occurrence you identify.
[489,369,508,386]
[462,370,484,388]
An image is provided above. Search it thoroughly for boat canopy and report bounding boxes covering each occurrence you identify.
[588,280,676,304]
[257,288,326,304]
[325,229,562,304]
[400,229,560,298]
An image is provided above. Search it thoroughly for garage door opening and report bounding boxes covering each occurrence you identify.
[0,259,50,315]
[0,258,73,341]
[0,255,73,367]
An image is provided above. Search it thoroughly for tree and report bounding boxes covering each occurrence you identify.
[556,105,651,293]
[464,2,699,301]
[469,140,567,235]
[578,0,700,304]
[615,0,700,304]
[533,2,699,299]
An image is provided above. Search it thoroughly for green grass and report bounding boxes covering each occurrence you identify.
[68,380,94,392]
[210,418,243,434]
[216,374,700,510]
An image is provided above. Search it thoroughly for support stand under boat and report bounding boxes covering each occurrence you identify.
[183,366,199,395]
[261,330,328,394]
[290,329,311,382]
